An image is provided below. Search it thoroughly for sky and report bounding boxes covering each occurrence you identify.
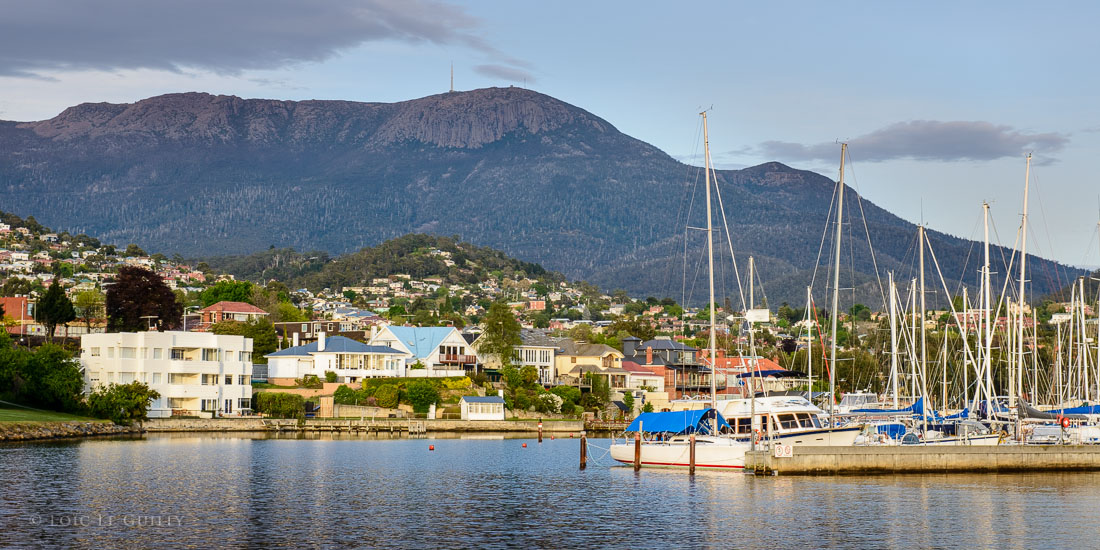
[2,0,1099,267]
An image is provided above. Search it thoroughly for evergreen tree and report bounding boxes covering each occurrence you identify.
[39,279,75,342]
[478,302,521,368]
[106,266,182,332]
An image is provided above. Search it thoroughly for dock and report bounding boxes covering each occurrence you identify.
[746,445,1100,475]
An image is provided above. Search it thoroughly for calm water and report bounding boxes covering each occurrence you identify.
[2,434,1099,549]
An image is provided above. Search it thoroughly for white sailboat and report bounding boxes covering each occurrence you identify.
[609,111,750,470]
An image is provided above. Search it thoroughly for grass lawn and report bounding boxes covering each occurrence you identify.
[0,406,105,423]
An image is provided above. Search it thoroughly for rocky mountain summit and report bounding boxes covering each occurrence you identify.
[0,87,1081,304]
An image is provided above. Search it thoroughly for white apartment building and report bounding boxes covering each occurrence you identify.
[80,331,254,418]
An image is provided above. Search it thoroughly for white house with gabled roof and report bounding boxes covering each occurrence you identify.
[369,326,473,377]
[266,333,406,384]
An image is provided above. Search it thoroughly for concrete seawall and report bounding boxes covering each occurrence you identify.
[144,418,585,434]
[746,445,1100,475]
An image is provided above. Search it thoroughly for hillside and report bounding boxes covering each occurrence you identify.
[0,87,1083,305]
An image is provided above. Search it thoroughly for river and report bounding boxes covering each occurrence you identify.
[2,433,1097,549]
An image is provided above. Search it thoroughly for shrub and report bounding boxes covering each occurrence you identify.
[374,384,399,408]
[296,375,323,389]
[406,380,440,414]
[442,376,472,390]
[324,371,338,383]
[87,382,160,425]
[550,385,581,407]
[537,392,563,414]
[642,402,655,413]
[333,385,356,405]
[254,392,305,418]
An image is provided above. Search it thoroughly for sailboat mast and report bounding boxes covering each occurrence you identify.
[1014,153,1031,416]
[829,143,846,425]
[919,224,929,432]
[807,286,814,402]
[701,112,718,422]
[982,203,993,416]
[889,272,899,408]
[749,256,756,397]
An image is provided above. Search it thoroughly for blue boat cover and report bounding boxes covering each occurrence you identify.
[1048,404,1100,415]
[874,422,907,439]
[624,408,730,435]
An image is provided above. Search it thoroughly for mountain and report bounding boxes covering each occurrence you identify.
[0,87,1083,306]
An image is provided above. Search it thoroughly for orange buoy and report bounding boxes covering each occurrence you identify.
[551,436,555,440]
[1061,417,1071,428]
[522,443,527,448]
[429,445,435,451]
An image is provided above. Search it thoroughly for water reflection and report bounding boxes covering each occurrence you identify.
[2,437,1100,549]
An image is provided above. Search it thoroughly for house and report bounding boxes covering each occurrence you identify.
[621,336,721,399]
[0,296,34,336]
[265,333,406,385]
[472,328,557,385]
[460,395,506,420]
[198,301,269,330]
[80,331,253,418]
[369,325,474,377]
[553,338,626,389]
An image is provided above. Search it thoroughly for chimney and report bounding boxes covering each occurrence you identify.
[292,333,299,347]
[370,325,377,343]
[318,332,326,352]
[646,346,653,365]
[623,337,637,357]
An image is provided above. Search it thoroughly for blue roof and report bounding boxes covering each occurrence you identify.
[387,326,454,360]
[640,339,697,351]
[267,335,401,357]
[461,396,506,403]
[625,409,730,435]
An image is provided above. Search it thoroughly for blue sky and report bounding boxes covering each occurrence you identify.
[2,0,1098,266]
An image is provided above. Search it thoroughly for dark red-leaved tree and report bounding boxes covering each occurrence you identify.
[106,266,182,332]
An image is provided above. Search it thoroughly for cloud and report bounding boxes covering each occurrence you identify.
[474,64,535,83]
[742,121,1068,164]
[0,0,531,78]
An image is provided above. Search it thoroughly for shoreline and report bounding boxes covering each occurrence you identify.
[144,417,587,434]
[0,421,142,442]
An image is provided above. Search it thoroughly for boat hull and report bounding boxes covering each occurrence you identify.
[609,437,750,470]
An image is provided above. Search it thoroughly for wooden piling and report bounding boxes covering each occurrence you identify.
[689,433,696,475]
[579,433,587,470]
[538,420,543,443]
[634,432,642,472]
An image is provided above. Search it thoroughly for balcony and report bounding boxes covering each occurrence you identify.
[438,353,477,364]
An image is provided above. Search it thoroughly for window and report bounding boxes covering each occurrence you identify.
[238,398,251,411]
[152,373,162,384]
[301,323,308,332]
[170,348,185,360]
[168,373,186,384]
[238,375,247,385]
[107,372,115,383]
[202,374,219,386]
[167,398,184,409]
[119,372,135,383]
[202,348,220,362]
[240,351,252,363]
[107,348,115,359]
[201,399,217,412]
[89,347,101,357]
[153,348,163,359]
[777,414,799,430]
[120,347,136,359]
[225,375,233,385]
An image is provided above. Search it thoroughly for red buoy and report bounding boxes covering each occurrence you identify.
[429,445,435,451]
[1061,417,1071,428]
[522,443,527,448]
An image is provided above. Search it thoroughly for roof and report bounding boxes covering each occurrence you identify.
[556,338,621,358]
[201,301,269,314]
[386,326,455,360]
[639,338,697,352]
[461,396,506,404]
[266,335,402,357]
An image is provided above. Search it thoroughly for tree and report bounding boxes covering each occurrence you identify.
[73,289,105,333]
[0,336,85,412]
[374,384,400,408]
[478,302,521,367]
[87,382,160,425]
[106,266,183,332]
[622,392,635,417]
[123,243,147,257]
[38,279,76,342]
[199,280,254,307]
[0,277,34,297]
[210,318,277,364]
[406,380,440,414]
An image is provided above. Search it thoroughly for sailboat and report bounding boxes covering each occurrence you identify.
[609,112,751,470]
